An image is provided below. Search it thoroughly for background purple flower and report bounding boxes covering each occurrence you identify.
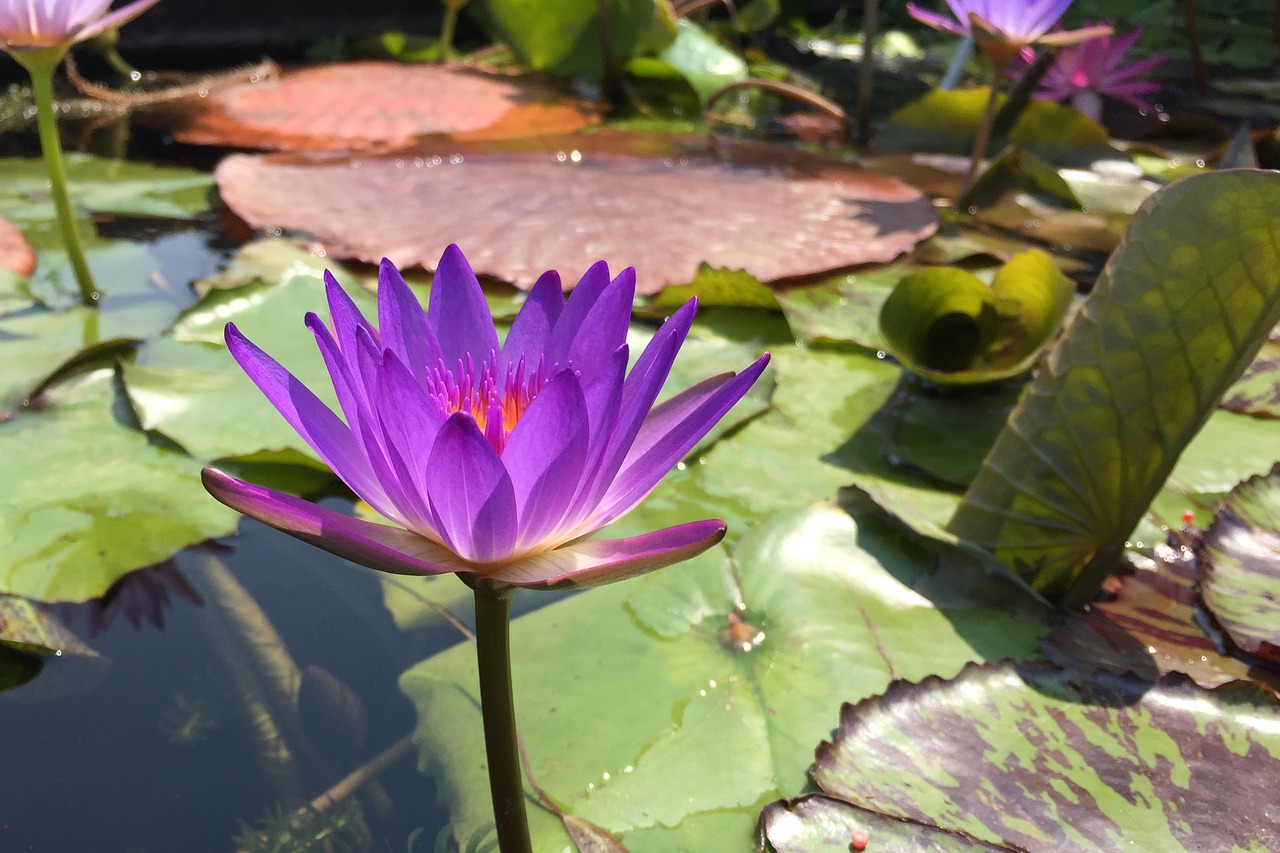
[1030,27,1166,121]
[908,0,1110,64]
[0,0,160,50]
[204,246,770,590]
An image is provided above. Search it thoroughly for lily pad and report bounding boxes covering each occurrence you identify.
[809,662,1280,851]
[157,62,601,151]
[0,214,34,277]
[879,249,1074,384]
[774,263,917,349]
[1198,464,1280,658]
[760,793,1005,852]
[400,504,1045,851]
[1222,338,1280,417]
[214,131,938,296]
[0,370,238,602]
[0,596,98,657]
[949,170,1280,606]
[0,154,213,223]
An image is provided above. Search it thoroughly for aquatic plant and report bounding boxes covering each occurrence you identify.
[203,245,769,851]
[0,0,161,305]
[1026,27,1166,121]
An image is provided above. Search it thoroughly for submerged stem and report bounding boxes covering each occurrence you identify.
[17,49,99,306]
[473,585,532,853]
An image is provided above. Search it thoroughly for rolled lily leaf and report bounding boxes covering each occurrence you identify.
[879,249,1074,384]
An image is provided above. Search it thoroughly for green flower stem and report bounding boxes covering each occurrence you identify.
[17,48,99,307]
[474,584,533,853]
[438,1,462,60]
[957,65,1004,207]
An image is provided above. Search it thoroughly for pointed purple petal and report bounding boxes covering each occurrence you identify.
[225,323,390,511]
[591,353,771,528]
[202,468,470,576]
[547,260,611,368]
[425,413,518,564]
[377,258,441,384]
[502,269,563,371]
[73,0,160,42]
[563,267,636,383]
[488,520,726,589]
[324,272,375,370]
[428,245,500,366]
[501,369,589,549]
[907,3,966,35]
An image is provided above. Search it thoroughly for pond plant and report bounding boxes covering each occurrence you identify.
[0,0,159,305]
[2,2,1280,852]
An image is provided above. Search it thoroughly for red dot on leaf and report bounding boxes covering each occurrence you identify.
[850,830,869,851]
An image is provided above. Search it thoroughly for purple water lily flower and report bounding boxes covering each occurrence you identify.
[203,246,770,590]
[1029,27,1166,121]
[907,0,1110,65]
[0,0,161,50]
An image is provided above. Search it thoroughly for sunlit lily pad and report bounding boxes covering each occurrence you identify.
[0,154,213,223]
[0,596,98,657]
[0,371,237,602]
[760,793,1005,852]
[879,249,1074,384]
[774,263,917,349]
[1198,464,1280,658]
[951,170,1280,606]
[808,662,1280,851]
[215,131,938,296]
[400,504,1045,851]
[157,62,601,151]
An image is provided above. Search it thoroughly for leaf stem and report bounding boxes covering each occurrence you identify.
[17,49,99,307]
[957,66,1003,208]
[474,584,532,853]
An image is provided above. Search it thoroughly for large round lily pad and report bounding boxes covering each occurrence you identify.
[158,61,601,151]
[215,131,938,296]
[809,662,1280,851]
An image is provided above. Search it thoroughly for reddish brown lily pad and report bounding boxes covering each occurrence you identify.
[162,62,601,152]
[214,131,938,295]
[0,215,35,277]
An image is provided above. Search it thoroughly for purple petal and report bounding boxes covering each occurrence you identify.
[907,2,966,36]
[501,369,589,549]
[324,272,376,371]
[547,260,611,368]
[590,353,771,528]
[203,468,470,576]
[225,323,390,511]
[488,520,727,589]
[502,269,563,371]
[428,244,500,366]
[73,0,160,43]
[563,267,636,383]
[377,258,441,385]
[425,413,518,564]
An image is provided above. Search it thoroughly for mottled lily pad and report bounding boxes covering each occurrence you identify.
[158,62,601,151]
[215,131,937,296]
[809,662,1280,852]
[1222,338,1280,417]
[1198,464,1280,658]
[760,793,1005,852]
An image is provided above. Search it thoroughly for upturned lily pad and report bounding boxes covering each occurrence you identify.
[0,596,98,657]
[214,131,938,296]
[950,170,1280,607]
[1198,464,1280,658]
[760,793,1005,852]
[1045,534,1279,690]
[400,504,1045,851]
[879,249,1074,384]
[157,62,601,151]
[0,370,237,602]
[808,662,1280,851]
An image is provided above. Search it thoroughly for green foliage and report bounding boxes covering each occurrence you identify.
[950,170,1280,606]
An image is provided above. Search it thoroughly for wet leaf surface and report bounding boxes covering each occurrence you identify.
[950,170,1280,605]
[159,62,601,151]
[215,131,937,295]
[401,504,1045,851]
[1198,464,1280,657]
[810,662,1280,852]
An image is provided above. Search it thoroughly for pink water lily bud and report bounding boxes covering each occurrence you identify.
[0,0,160,51]
[1029,26,1166,121]
[204,246,770,590]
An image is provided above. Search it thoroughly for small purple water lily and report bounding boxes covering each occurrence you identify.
[1030,27,1165,121]
[907,0,1109,65]
[0,0,161,49]
[203,246,770,590]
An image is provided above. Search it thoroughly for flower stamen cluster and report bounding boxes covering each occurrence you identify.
[425,354,552,454]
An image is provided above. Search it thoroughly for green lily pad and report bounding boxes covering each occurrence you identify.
[400,503,1046,851]
[0,370,237,602]
[950,170,1280,607]
[879,249,1074,384]
[653,19,747,107]
[774,263,917,349]
[648,264,780,311]
[0,596,98,657]
[1198,464,1280,658]
[809,662,1280,851]
[1222,338,1280,417]
[0,154,213,224]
